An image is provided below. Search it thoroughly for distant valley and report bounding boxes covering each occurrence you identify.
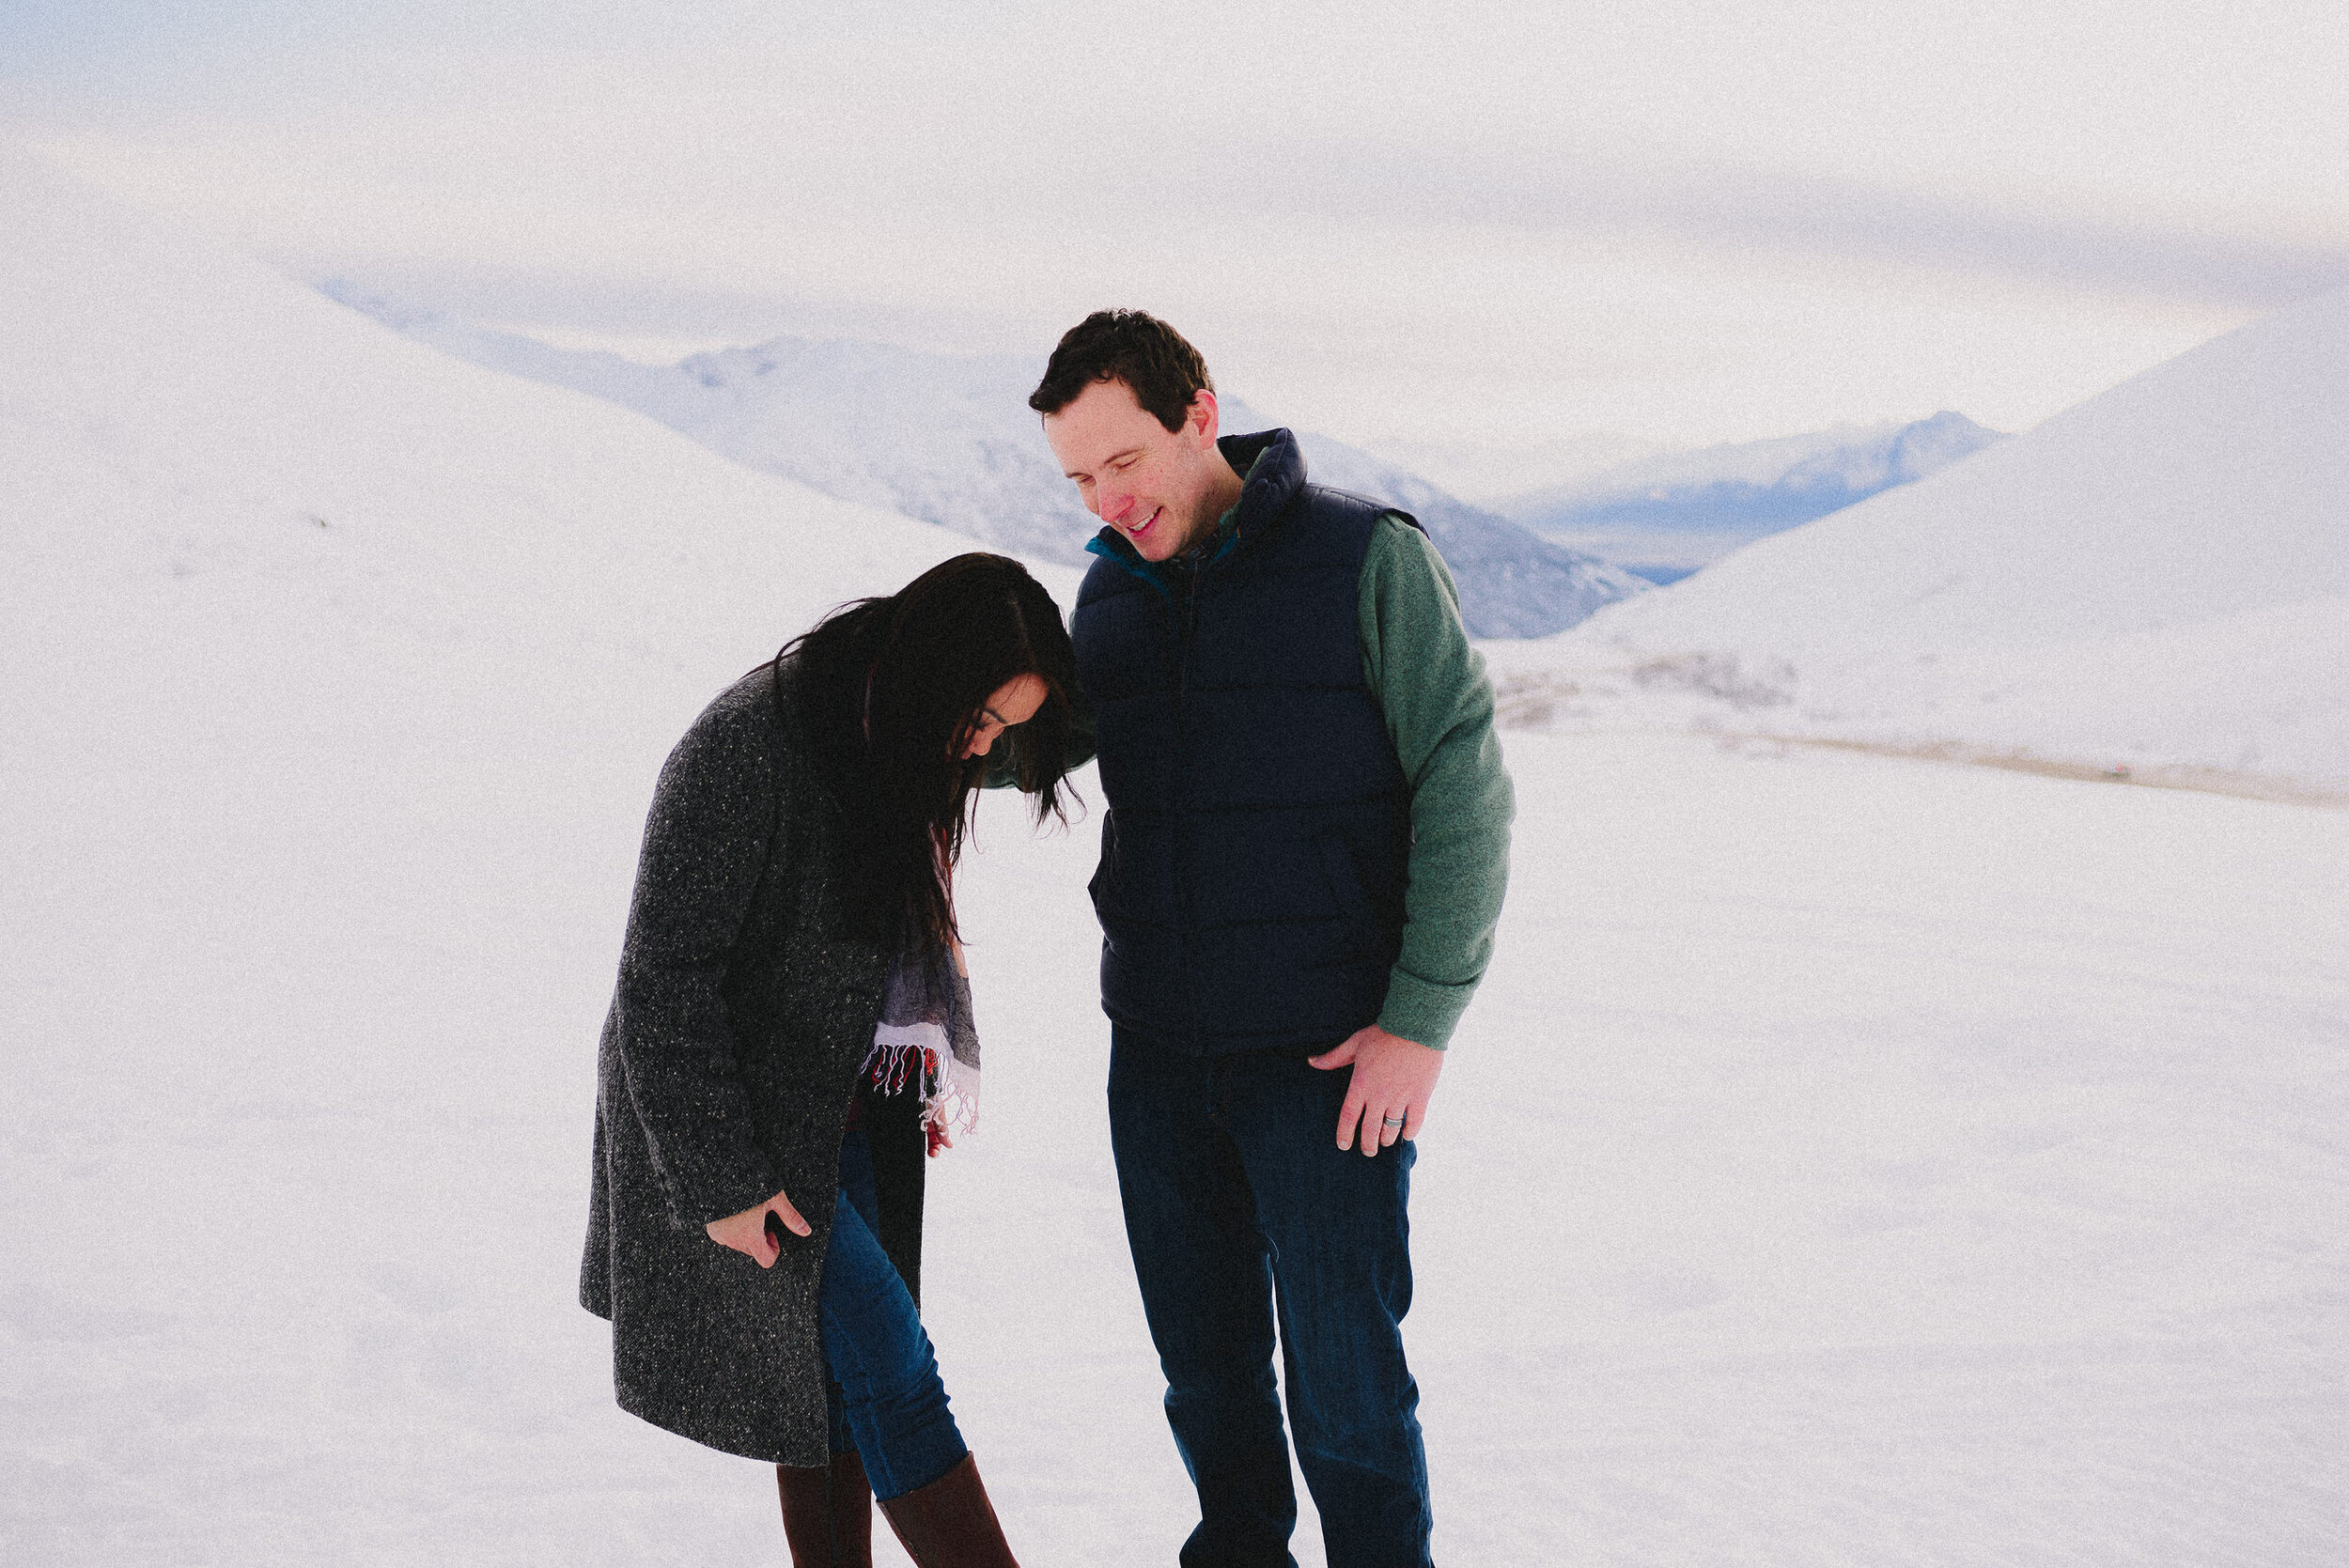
[1497,412,2007,582]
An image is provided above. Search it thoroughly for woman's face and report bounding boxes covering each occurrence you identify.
[958,672,1049,758]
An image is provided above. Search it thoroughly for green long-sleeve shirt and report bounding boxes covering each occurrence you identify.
[1010,508,1514,1050]
[1355,513,1515,1049]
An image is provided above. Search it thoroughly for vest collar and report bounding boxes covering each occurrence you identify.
[1215,428,1305,557]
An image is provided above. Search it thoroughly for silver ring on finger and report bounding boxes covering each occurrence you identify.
[1381,1115,1406,1128]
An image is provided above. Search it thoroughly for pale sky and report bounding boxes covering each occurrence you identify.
[7,1,2345,487]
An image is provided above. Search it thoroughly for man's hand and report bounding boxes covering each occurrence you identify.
[1309,1023,1444,1157]
[705,1187,811,1267]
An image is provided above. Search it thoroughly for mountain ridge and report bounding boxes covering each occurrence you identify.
[318,283,1648,639]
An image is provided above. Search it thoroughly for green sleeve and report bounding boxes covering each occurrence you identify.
[1360,515,1515,1049]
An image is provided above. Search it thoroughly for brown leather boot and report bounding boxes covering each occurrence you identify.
[775,1449,875,1567]
[877,1453,1019,1567]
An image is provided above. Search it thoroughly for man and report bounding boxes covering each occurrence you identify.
[1032,310,1513,1567]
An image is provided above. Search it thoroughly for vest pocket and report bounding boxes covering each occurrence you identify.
[1086,810,1117,914]
[1317,834,1374,924]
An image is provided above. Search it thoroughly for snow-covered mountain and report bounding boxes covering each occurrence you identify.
[1498,412,2007,582]
[4,193,1002,701]
[318,284,1646,639]
[1498,289,2349,791]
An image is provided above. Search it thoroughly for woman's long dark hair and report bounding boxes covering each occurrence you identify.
[778,553,1080,951]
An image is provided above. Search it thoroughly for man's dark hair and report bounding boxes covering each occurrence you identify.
[1028,309,1214,432]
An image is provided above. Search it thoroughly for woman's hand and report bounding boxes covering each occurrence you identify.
[705,1187,811,1267]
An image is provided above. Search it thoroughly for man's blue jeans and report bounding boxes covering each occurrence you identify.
[1109,1033,1433,1568]
[821,1128,968,1500]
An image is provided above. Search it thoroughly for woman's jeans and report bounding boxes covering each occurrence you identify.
[1108,1034,1433,1568]
[820,1128,967,1500]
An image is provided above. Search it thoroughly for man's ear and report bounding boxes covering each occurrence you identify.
[1188,388,1221,448]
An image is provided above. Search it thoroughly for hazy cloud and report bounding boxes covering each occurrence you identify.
[1201,145,2349,309]
[8,1,2342,447]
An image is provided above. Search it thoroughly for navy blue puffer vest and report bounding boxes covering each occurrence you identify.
[1072,428,1417,1056]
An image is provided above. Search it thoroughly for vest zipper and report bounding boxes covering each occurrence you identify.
[1172,555,1204,1045]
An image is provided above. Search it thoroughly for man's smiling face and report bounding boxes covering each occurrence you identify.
[1042,377,1225,563]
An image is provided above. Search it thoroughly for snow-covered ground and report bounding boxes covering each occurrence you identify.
[7,146,2347,1565]
[9,714,2345,1564]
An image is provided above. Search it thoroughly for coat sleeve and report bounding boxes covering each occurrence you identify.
[610,693,786,1230]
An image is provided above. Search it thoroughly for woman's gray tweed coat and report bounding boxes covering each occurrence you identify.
[581,659,929,1467]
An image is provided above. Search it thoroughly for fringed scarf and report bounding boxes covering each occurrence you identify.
[860,935,981,1136]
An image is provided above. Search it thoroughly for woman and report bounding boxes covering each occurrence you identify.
[580,553,1081,1568]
